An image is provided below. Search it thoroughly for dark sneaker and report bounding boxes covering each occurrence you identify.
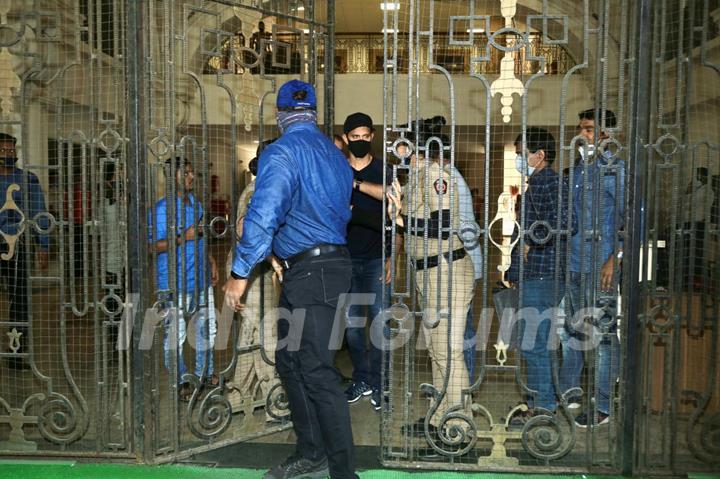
[370,388,382,411]
[344,380,371,403]
[263,455,329,479]
[574,411,610,428]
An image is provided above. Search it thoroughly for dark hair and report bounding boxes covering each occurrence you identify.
[248,138,277,176]
[578,108,617,128]
[427,133,450,159]
[164,156,191,173]
[0,132,17,144]
[514,127,557,162]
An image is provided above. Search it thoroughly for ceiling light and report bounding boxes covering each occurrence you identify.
[466,28,485,33]
[302,28,310,34]
[381,28,397,34]
[380,2,399,10]
[297,5,305,11]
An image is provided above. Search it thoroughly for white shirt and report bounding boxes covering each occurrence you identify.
[445,164,483,280]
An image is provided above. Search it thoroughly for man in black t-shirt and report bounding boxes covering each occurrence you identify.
[341,112,391,411]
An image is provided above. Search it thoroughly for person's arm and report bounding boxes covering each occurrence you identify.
[352,179,384,201]
[600,161,625,290]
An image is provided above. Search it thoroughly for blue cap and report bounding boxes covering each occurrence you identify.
[276,79,317,110]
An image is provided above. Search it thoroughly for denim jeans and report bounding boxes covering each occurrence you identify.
[345,257,388,390]
[563,272,619,414]
[162,287,217,381]
[519,278,563,411]
[463,296,477,383]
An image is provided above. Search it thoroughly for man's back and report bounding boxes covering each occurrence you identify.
[241,121,352,261]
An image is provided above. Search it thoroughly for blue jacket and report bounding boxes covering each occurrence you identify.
[231,121,353,277]
[569,152,625,273]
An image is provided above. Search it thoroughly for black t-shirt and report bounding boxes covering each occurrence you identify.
[348,157,391,259]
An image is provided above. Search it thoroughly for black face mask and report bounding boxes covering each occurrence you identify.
[1,157,17,168]
[347,139,372,158]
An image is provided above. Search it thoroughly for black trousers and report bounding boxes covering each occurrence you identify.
[0,243,29,346]
[275,248,357,479]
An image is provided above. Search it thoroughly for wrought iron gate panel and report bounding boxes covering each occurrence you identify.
[380,0,651,473]
[634,0,720,474]
[136,0,332,463]
[0,0,131,456]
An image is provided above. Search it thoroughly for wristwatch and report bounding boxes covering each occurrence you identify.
[354,179,363,191]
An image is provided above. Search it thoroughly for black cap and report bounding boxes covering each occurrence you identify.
[343,112,374,134]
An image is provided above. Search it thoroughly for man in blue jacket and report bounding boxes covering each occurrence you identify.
[0,132,50,369]
[564,108,625,428]
[224,80,357,479]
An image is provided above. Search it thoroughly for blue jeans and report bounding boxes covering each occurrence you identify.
[162,288,217,381]
[463,296,477,383]
[345,257,388,390]
[563,272,619,414]
[519,278,563,411]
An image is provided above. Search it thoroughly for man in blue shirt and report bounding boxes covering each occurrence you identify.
[149,157,219,400]
[224,80,357,479]
[0,132,50,369]
[563,109,625,428]
[507,127,568,425]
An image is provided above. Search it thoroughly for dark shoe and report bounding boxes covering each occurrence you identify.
[401,418,438,438]
[370,388,382,411]
[178,383,193,402]
[344,380,371,403]
[509,409,534,430]
[263,455,329,479]
[575,410,610,428]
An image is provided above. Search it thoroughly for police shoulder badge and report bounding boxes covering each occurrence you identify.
[433,179,448,195]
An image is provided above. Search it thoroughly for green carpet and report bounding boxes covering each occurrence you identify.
[0,462,717,479]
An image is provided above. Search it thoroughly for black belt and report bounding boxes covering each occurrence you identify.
[281,244,346,270]
[413,248,466,271]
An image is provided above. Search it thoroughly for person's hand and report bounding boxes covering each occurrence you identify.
[37,251,49,271]
[184,226,201,241]
[223,277,248,312]
[600,256,616,291]
[383,257,392,284]
[211,260,219,286]
[269,255,284,284]
[523,244,530,262]
[386,179,404,227]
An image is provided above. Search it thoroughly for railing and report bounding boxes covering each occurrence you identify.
[203,32,575,75]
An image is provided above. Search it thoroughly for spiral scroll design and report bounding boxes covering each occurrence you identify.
[37,393,82,445]
[521,409,575,460]
[265,382,291,421]
[188,386,232,440]
[424,408,478,457]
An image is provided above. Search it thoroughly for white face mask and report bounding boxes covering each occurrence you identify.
[579,144,596,161]
[515,154,535,177]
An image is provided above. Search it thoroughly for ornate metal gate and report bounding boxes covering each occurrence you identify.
[0,0,718,474]
[0,0,333,463]
[380,0,720,475]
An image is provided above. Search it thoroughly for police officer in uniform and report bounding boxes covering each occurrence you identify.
[388,137,474,440]
[226,140,281,422]
[223,80,357,479]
